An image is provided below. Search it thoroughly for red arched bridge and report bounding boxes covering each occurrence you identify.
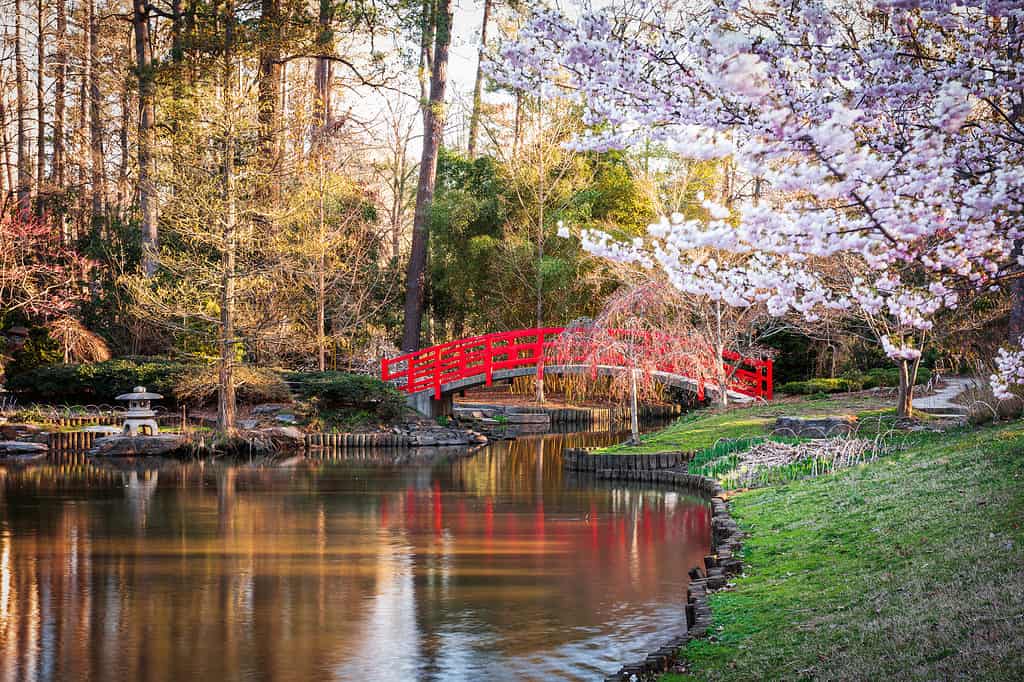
[381,327,773,416]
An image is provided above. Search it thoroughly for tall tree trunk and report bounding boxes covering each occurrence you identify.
[170,0,184,64]
[15,0,31,215]
[0,84,13,199]
[714,301,728,407]
[512,91,522,157]
[77,3,89,236]
[258,0,281,168]
[133,0,158,275]
[53,0,66,189]
[535,116,545,403]
[313,0,333,134]
[88,0,104,222]
[35,0,46,210]
[401,0,451,352]
[218,0,238,433]
[466,0,491,157]
[317,158,327,371]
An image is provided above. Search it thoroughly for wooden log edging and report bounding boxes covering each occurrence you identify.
[303,432,412,449]
[47,430,101,452]
[596,467,744,681]
[545,403,683,426]
[562,447,693,473]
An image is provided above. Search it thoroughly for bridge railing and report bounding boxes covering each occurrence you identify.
[381,327,773,401]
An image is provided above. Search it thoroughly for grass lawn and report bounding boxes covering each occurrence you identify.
[601,393,906,453]
[663,421,1024,681]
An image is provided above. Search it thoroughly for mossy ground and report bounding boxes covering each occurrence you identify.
[655,420,1024,681]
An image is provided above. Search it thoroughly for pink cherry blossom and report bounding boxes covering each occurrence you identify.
[493,0,1024,396]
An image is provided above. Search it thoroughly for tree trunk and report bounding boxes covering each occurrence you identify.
[896,358,919,419]
[77,4,88,236]
[313,0,333,134]
[118,84,128,215]
[1009,245,1024,346]
[317,159,327,371]
[630,366,640,444]
[1011,279,1024,345]
[401,0,451,352]
[513,91,522,157]
[53,0,66,189]
[0,86,13,199]
[88,0,104,221]
[714,301,728,406]
[217,0,238,434]
[258,0,281,167]
[35,0,46,210]
[466,0,491,157]
[535,116,545,403]
[133,0,158,275]
[15,0,31,215]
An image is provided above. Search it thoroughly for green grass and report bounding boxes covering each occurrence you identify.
[600,394,905,454]
[662,422,1024,681]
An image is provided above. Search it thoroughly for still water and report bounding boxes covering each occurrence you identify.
[0,429,710,681]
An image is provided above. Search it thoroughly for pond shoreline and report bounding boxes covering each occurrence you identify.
[594,466,744,681]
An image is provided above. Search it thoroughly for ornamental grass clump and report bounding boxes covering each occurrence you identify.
[720,438,885,490]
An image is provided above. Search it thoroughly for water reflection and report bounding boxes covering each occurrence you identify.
[0,430,710,681]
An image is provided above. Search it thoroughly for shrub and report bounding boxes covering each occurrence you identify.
[778,377,861,395]
[288,371,406,421]
[857,367,932,389]
[780,368,934,395]
[4,358,191,403]
[173,365,291,406]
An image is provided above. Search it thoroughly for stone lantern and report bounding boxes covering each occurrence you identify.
[116,386,162,436]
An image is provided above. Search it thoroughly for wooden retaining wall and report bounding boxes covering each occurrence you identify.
[47,431,101,452]
[304,432,411,449]
[562,447,691,472]
[543,403,682,427]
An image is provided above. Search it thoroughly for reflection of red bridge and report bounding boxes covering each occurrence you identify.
[382,327,773,415]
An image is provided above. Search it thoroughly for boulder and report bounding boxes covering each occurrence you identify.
[253,404,289,414]
[773,415,858,438]
[91,434,188,457]
[407,428,471,447]
[1,423,44,440]
[254,426,305,446]
[0,440,48,455]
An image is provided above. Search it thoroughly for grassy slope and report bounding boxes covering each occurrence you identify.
[665,422,1024,681]
[601,393,902,453]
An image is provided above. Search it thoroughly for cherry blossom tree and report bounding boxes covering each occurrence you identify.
[496,1,1024,418]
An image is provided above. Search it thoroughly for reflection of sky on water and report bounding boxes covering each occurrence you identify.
[0,429,710,681]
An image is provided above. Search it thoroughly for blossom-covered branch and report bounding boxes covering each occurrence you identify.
[494,0,1024,402]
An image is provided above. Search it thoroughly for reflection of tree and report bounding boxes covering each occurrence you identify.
[0,442,712,679]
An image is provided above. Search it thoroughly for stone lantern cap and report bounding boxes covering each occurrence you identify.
[115,386,164,401]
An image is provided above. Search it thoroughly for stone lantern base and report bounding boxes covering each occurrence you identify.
[123,418,159,436]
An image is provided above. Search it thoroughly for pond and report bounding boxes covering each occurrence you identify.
[0,428,710,681]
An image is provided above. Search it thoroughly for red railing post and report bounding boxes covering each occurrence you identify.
[433,347,442,399]
[484,336,493,386]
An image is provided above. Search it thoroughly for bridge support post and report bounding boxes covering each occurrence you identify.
[407,392,453,419]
